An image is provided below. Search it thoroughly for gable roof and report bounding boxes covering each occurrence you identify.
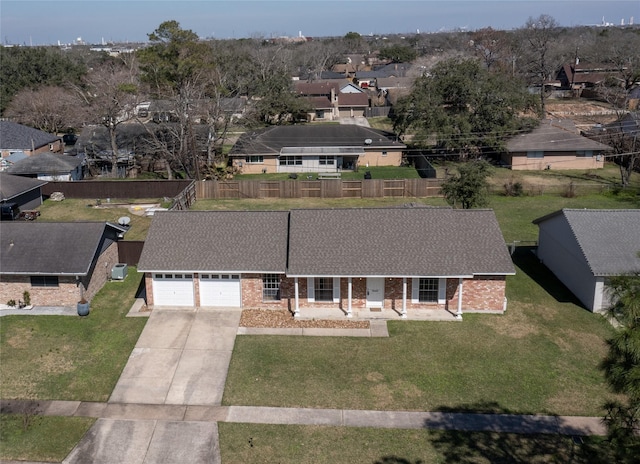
[229,125,405,156]
[137,211,290,273]
[295,81,340,96]
[0,173,47,201]
[338,93,369,107]
[0,222,112,276]
[0,121,61,151]
[506,119,613,153]
[6,152,83,175]
[533,209,640,276]
[287,207,515,277]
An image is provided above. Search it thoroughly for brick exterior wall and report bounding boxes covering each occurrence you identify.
[0,242,120,307]
[143,273,507,314]
[144,273,154,307]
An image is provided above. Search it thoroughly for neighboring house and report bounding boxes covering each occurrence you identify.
[533,209,640,313]
[0,222,127,306]
[0,173,47,210]
[501,119,612,170]
[0,151,28,172]
[294,81,370,121]
[228,125,406,174]
[0,121,63,159]
[138,207,515,318]
[555,61,624,91]
[6,152,84,181]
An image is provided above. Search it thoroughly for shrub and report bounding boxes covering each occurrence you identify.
[6,299,16,307]
[503,179,524,197]
[562,181,577,198]
[22,291,31,306]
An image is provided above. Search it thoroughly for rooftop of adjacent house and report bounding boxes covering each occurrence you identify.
[0,121,61,151]
[229,125,405,156]
[287,207,515,277]
[6,152,83,175]
[137,210,290,273]
[0,222,113,275]
[533,209,640,276]
[0,173,47,201]
[506,119,613,153]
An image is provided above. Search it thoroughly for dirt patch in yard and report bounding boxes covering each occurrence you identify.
[240,309,369,329]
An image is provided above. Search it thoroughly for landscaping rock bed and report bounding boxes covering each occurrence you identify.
[240,309,369,329]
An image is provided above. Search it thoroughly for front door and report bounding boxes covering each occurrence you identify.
[366,278,384,308]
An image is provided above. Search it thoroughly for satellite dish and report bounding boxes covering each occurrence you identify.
[118,216,131,226]
[364,138,373,145]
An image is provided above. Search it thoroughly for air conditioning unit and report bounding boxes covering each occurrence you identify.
[111,263,128,280]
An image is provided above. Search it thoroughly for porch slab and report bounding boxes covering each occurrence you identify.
[295,307,459,322]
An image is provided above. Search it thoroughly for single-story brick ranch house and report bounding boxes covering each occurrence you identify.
[501,119,612,170]
[228,125,406,174]
[137,207,515,319]
[533,209,640,313]
[0,222,126,307]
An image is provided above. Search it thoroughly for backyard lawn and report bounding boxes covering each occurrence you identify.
[234,165,422,181]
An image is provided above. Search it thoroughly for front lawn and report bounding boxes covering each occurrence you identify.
[0,268,146,401]
[219,423,614,464]
[0,415,95,462]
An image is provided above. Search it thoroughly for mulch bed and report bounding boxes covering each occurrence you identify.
[240,309,369,329]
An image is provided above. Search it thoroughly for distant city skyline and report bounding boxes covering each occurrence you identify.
[1,0,638,46]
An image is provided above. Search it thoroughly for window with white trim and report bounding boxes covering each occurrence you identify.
[418,278,438,302]
[262,274,281,301]
[314,277,333,302]
[279,156,302,166]
[245,155,264,163]
[319,156,335,165]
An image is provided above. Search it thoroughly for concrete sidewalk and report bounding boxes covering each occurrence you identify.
[0,399,607,437]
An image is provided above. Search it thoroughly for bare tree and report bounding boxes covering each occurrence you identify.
[4,86,78,134]
[518,14,565,116]
[73,58,141,177]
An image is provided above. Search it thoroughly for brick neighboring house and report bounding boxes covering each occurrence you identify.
[294,81,370,121]
[533,209,640,313]
[138,208,515,319]
[0,121,63,160]
[0,222,126,307]
[501,119,612,170]
[229,124,405,174]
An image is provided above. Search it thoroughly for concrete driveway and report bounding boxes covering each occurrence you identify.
[109,308,241,405]
[64,307,240,464]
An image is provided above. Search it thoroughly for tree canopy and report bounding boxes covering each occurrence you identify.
[440,160,492,209]
[392,58,538,157]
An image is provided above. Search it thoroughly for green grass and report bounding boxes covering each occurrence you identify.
[0,268,147,401]
[0,415,95,462]
[234,165,421,181]
[37,199,153,240]
[219,423,614,464]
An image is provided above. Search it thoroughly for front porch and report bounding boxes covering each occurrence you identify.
[294,306,461,322]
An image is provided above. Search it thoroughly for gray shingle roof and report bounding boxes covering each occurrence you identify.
[534,209,640,276]
[287,207,515,277]
[137,211,290,273]
[0,121,61,151]
[0,222,108,275]
[0,173,47,201]
[6,152,82,175]
[229,125,405,157]
[506,119,612,153]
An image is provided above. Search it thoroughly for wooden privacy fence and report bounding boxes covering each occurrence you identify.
[117,241,145,266]
[41,180,196,210]
[196,178,444,200]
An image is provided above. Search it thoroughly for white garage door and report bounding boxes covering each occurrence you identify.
[152,273,194,306]
[199,274,241,307]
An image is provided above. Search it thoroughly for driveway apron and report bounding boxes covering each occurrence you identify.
[66,307,240,463]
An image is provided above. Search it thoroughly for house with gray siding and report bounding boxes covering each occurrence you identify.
[533,209,640,312]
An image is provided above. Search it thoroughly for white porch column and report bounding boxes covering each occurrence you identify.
[347,277,353,318]
[294,277,300,317]
[456,278,463,320]
[401,278,407,318]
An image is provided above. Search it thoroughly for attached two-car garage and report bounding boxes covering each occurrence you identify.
[151,273,241,307]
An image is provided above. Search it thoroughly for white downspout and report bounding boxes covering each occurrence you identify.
[456,278,463,320]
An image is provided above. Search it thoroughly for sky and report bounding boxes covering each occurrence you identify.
[1,0,638,46]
